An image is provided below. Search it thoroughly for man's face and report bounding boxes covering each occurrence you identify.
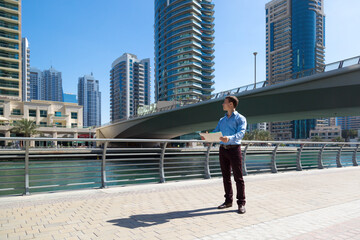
[222,99,233,111]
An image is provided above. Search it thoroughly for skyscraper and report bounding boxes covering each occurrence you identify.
[43,67,63,102]
[78,74,101,127]
[29,67,43,101]
[336,116,360,131]
[110,53,150,121]
[265,0,325,139]
[0,0,22,100]
[266,0,325,84]
[21,38,30,101]
[154,0,215,102]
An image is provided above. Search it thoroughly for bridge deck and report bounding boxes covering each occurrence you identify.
[1,167,360,240]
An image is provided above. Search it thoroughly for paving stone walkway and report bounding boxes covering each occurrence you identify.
[1,167,360,240]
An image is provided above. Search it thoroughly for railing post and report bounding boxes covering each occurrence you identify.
[242,144,249,176]
[204,144,212,179]
[353,145,359,166]
[271,144,279,173]
[159,142,167,183]
[336,145,343,168]
[318,144,326,169]
[296,144,305,171]
[24,140,30,196]
[101,141,108,188]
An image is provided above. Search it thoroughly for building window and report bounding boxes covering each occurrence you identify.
[55,122,62,127]
[40,110,47,117]
[11,109,21,115]
[71,112,78,119]
[39,122,47,126]
[55,111,62,117]
[29,109,36,117]
[0,107,3,116]
[71,123,77,128]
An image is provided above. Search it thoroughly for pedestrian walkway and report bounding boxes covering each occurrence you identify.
[1,167,360,240]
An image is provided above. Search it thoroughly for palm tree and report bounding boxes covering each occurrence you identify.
[311,136,323,142]
[332,136,345,142]
[244,129,273,141]
[11,119,38,137]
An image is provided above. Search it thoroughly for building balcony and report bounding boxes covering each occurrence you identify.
[49,114,69,120]
[202,53,214,60]
[201,2,215,10]
[0,6,19,15]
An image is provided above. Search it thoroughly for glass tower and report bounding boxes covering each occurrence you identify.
[29,67,43,101]
[43,67,63,102]
[78,74,101,127]
[266,0,325,139]
[266,0,325,84]
[154,0,215,103]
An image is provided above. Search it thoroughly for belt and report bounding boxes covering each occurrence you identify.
[220,144,240,149]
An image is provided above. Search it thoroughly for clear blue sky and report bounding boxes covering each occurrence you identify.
[22,0,360,124]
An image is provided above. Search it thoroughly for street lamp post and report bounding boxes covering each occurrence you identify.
[253,52,258,89]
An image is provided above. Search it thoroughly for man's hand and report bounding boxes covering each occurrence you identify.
[220,136,229,143]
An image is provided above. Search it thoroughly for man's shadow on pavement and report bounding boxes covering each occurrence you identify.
[107,207,233,229]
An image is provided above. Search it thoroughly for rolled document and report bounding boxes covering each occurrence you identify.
[199,132,222,142]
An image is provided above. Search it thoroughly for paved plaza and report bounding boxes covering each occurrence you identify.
[1,167,360,240]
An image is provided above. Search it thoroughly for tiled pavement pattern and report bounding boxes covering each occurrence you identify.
[0,167,360,240]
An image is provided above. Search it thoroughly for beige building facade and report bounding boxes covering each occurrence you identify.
[0,100,95,142]
[309,126,341,140]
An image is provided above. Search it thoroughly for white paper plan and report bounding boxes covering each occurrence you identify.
[199,132,222,142]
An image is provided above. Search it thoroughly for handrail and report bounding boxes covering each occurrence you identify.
[0,137,359,196]
[1,137,360,146]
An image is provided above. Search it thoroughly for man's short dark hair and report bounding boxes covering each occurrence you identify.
[225,96,239,108]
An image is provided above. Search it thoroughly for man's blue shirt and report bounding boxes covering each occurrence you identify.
[214,111,247,145]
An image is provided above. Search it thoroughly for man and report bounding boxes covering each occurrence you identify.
[213,96,247,214]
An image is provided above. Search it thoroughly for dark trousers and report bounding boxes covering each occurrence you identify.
[219,145,246,206]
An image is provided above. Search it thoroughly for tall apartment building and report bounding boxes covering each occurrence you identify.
[336,116,360,130]
[29,67,43,101]
[0,0,22,101]
[265,0,325,139]
[154,0,215,102]
[21,37,30,101]
[110,53,150,121]
[78,74,101,127]
[43,67,63,102]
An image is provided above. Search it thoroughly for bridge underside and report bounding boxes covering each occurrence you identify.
[97,65,360,139]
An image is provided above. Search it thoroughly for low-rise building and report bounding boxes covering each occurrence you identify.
[0,100,95,141]
[309,126,341,140]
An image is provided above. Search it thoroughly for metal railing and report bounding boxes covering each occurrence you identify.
[214,55,360,99]
[0,137,359,196]
[104,56,360,125]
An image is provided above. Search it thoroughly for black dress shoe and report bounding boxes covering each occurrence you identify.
[218,202,232,209]
[238,205,246,214]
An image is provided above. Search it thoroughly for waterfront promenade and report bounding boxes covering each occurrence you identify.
[1,167,360,240]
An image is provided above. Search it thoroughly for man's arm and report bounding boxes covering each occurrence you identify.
[213,120,221,133]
